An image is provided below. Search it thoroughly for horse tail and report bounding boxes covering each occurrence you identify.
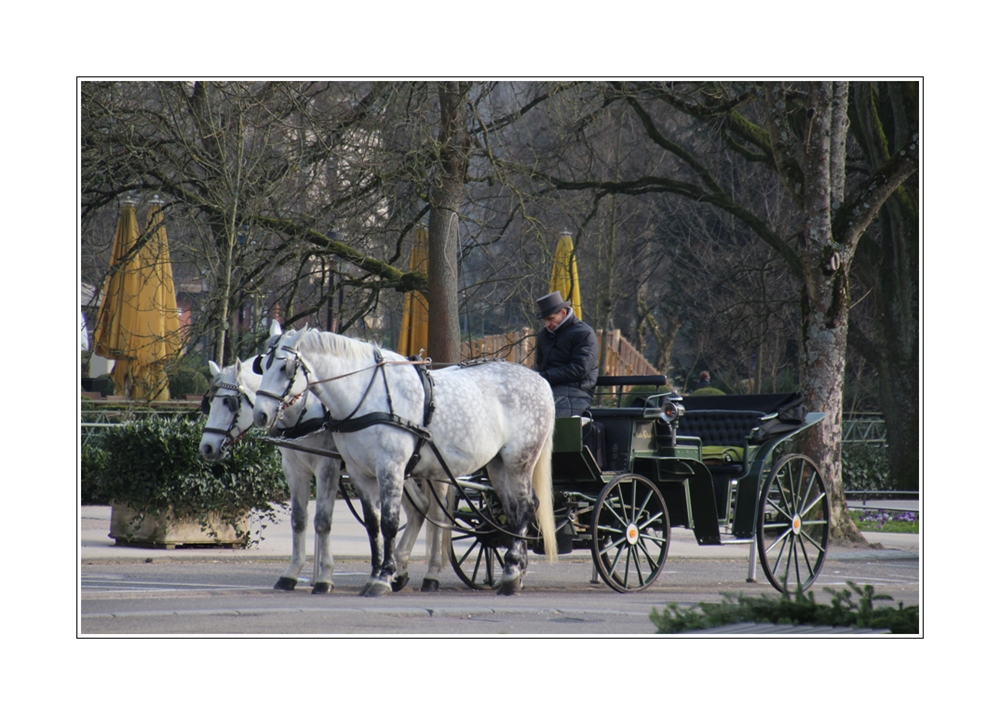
[533,427,557,563]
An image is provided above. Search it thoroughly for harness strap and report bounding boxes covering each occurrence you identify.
[404,362,436,477]
[326,411,431,441]
[273,414,330,440]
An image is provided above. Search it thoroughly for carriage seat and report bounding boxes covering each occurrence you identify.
[676,410,766,454]
[676,409,766,517]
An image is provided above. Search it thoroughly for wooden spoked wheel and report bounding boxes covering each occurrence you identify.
[448,479,509,590]
[590,473,670,593]
[756,453,830,594]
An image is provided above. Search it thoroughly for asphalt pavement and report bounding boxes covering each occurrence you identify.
[80,498,919,563]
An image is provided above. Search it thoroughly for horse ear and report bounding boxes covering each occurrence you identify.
[209,360,221,376]
[292,327,308,348]
[270,320,282,338]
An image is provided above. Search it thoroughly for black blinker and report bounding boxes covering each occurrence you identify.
[200,394,210,415]
[252,355,263,374]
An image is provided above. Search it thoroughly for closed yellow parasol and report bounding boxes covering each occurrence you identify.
[92,200,181,400]
[550,231,582,320]
[397,223,430,358]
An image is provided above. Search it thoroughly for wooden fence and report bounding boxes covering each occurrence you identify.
[460,327,660,377]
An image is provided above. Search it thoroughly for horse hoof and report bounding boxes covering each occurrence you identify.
[311,582,333,594]
[361,581,392,598]
[420,579,439,592]
[273,577,297,591]
[392,573,410,592]
[496,576,522,596]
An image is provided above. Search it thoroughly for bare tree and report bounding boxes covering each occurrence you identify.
[510,81,918,542]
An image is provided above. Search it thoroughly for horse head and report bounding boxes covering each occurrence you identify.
[199,356,260,461]
[252,326,312,430]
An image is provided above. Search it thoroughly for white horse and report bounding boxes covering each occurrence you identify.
[199,322,444,593]
[252,328,557,597]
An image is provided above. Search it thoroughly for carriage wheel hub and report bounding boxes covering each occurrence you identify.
[626,523,639,545]
[791,514,802,534]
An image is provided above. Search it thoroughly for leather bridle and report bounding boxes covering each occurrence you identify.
[201,380,256,448]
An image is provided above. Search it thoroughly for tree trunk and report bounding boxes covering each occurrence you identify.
[427,82,469,365]
[849,82,920,492]
[796,82,865,543]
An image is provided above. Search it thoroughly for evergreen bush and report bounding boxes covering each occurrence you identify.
[81,441,110,505]
[168,366,210,398]
[650,582,919,634]
[842,442,891,492]
[94,416,287,544]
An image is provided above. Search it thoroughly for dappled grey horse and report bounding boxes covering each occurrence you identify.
[199,322,444,593]
[252,328,557,597]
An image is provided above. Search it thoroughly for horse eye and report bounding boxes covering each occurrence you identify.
[251,355,263,375]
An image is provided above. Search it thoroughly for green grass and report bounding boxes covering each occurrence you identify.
[851,509,919,534]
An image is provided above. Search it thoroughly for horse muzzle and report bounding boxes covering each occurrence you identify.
[199,438,225,462]
[253,402,277,429]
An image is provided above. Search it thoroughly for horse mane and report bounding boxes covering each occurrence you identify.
[301,330,379,363]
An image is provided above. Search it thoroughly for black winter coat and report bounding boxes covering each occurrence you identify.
[535,312,599,399]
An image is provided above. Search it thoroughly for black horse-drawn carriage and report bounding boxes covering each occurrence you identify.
[447,375,830,595]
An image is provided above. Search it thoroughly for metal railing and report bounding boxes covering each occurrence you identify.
[80,400,201,448]
[845,490,919,511]
[842,416,887,444]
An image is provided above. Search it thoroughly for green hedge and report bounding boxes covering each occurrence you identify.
[841,442,891,492]
[89,416,287,542]
[650,582,919,634]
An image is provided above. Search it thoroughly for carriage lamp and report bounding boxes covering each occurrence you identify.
[657,396,685,424]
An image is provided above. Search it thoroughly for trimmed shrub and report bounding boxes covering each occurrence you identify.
[168,366,210,398]
[650,582,919,634]
[94,417,287,545]
[81,441,111,505]
[842,442,891,492]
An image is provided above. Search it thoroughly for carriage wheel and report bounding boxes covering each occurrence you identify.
[756,453,830,594]
[591,473,670,593]
[448,479,509,590]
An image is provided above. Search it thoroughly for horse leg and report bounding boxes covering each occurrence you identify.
[419,480,451,592]
[489,461,536,596]
[352,475,386,598]
[362,470,404,598]
[274,460,309,591]
[392,479,427,592]
[310,461,339,594]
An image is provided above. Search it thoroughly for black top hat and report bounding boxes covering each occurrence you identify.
[536,291,572,319]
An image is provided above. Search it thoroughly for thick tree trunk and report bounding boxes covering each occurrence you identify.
[798,82,864,543]
[426,82,469,365]
[799,274,862,542]
[850,82,920,493]
[873,196,920,491]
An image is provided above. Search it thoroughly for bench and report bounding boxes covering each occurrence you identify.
[674,393,804,517]
[676,409,765,518]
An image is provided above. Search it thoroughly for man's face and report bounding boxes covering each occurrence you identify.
[542,308,568,331]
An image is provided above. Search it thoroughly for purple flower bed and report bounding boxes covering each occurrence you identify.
[855,509,919,531]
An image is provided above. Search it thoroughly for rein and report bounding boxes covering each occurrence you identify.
[257,345,535,541]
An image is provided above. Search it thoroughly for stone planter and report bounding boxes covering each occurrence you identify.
[109,503,249,549]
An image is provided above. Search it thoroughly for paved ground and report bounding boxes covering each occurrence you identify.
[80,499,920,563]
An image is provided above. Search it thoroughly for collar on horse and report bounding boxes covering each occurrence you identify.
[323,349,437,477]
